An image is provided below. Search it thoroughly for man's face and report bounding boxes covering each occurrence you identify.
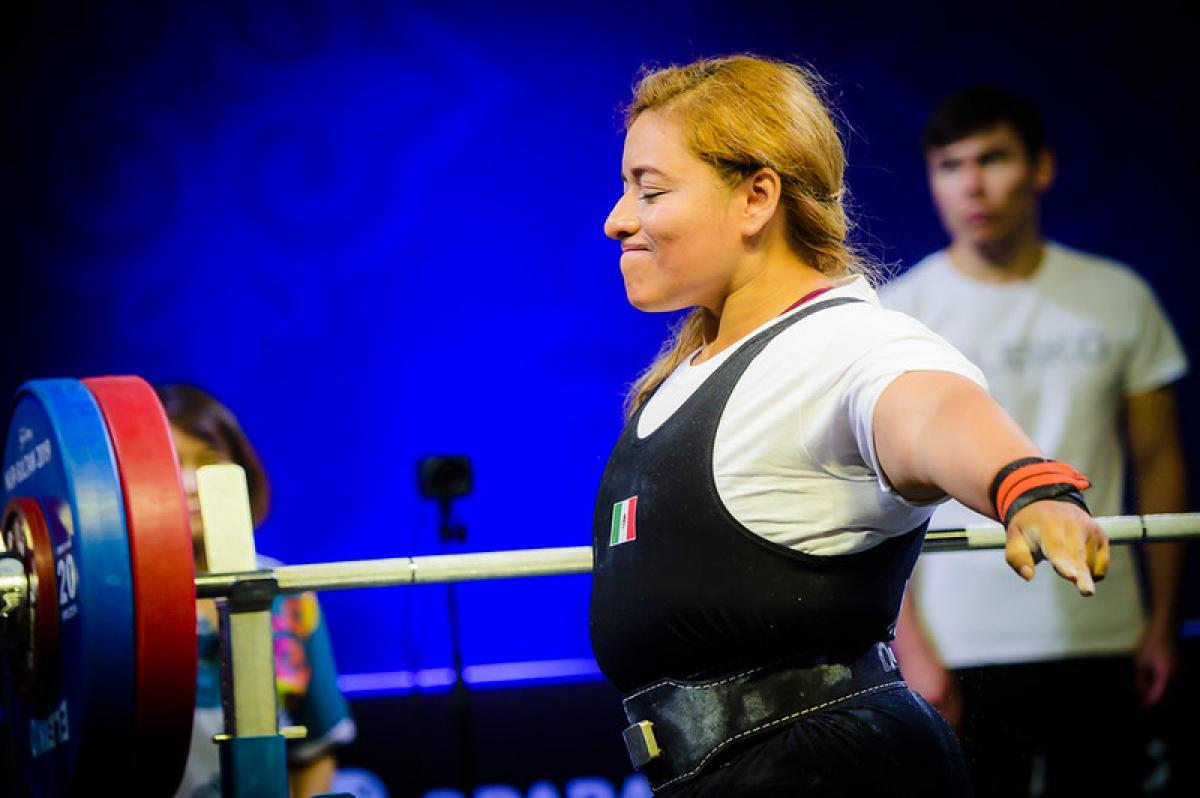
[926,123,1053,248]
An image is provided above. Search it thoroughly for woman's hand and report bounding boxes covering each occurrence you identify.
[1004,499,1109,596]
[891,590,964,732]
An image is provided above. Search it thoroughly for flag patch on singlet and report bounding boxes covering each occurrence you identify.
[610,496,638,546]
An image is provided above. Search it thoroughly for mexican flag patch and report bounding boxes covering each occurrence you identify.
[610,496,638,546]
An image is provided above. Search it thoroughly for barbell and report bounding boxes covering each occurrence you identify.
[0,376,1197,797]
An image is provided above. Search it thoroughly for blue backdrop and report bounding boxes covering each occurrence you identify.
[2,1,1196,682]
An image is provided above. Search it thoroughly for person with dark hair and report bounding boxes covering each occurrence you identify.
[921,84,1047,159]
[156,384,357,798]
[591,56,1109,796]
[882,84,1188,796]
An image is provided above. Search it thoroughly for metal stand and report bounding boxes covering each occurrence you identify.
[445,579,476,792]
[428,462,476,792]
[197,465,291,798]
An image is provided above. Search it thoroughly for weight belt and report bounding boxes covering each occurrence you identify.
[621,642,906,792]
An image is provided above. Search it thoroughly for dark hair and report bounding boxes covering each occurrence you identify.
[922,84,1046,157]
[155,383,271,526]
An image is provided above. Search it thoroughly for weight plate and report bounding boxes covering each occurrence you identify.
[1,379,134,796]
[82,376,196,796]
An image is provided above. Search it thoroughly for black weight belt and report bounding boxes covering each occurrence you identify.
[621,642,906,792]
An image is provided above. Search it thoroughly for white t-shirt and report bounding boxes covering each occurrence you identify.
[637,275,986,557]
[880,242,1188,666]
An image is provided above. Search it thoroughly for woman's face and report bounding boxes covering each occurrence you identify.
[604,110,743,313]
[170,424,232,547]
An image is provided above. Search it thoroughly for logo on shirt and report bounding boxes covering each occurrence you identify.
[610,496,638,546]
[994,332,1111,372]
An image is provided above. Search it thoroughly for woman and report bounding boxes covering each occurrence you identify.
[156,384,356,798]
[589,55,1107,796]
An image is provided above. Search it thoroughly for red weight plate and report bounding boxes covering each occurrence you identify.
[82,376,196,796]
[2,498,59,712]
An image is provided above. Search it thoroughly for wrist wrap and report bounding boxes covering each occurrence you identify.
[989,456,1091,527]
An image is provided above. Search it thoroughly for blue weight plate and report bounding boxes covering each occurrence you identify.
[1,379,135,796]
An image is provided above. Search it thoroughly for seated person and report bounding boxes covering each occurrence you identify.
[157,383,356,798]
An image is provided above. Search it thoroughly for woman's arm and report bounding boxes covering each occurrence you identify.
[873,371,1109,595]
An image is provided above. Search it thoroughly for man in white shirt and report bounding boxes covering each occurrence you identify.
[881,85,1189,797]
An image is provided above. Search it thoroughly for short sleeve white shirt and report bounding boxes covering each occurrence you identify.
[637,276,986,556]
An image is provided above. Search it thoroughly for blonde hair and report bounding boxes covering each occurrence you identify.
[621,54,870,417]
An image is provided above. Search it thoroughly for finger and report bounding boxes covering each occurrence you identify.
[1040,528,1079,584]
[1085,529,1104,580]
[1090,528,1110,582]
[1068,522,1095,596]
[1072,561,1095,596]
[1047,549,1090,594]
[1005,525,1037,581]
[1051,537,1093,595]
[1040,523,1096,595]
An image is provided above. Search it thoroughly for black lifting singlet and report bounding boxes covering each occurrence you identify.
[590,297,927,693]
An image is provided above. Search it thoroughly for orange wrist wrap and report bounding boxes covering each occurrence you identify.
[989,457,1092,527]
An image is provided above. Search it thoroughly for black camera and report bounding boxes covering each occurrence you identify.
[417,456,473,500]
[417,456,472,542]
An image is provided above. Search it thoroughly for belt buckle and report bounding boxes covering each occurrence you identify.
[622,720,662,769]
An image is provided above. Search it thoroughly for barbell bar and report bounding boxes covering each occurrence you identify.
[2,376,1198,797]
[8,517,1187,616]
[191,510,1200,598]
